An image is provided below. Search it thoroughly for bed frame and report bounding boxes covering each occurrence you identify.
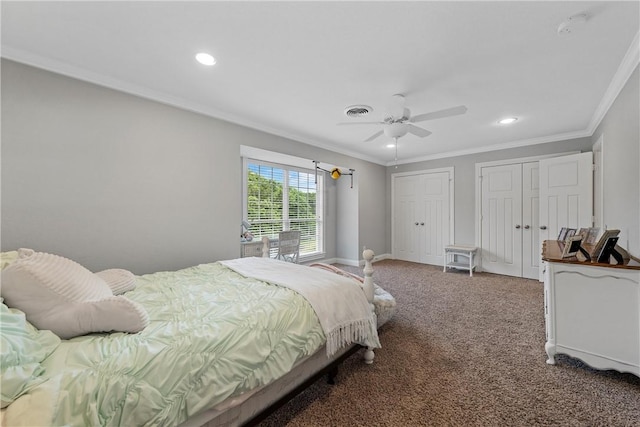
[180,250,378,427]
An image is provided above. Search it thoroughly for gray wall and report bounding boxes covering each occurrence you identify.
[3,58,637,275]
[592,65,639,256]
[1,59,386,274]
[358,162,387,260]
[336,175,359,262]
[385,138,594,253]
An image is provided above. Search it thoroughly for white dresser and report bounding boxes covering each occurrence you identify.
[542,240,640,377]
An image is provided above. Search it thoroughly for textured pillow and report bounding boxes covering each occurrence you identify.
[95,268,137,295]
[0,299,60,408]
[0,249,149,339]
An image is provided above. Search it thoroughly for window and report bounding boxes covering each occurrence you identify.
[244,158,324,259]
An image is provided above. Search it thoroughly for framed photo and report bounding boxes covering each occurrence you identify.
[557,227,568,241]
[590,229,620,260]
[577,228,590,240]
[597,236,620,264]
[565,228,577,240]
[562,235,583,258]
[585,227,600,245]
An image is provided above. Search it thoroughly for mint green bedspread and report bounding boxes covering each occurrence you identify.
[4,262,325,426]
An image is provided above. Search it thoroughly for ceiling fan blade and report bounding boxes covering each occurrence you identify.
[364,130,384,142]
[410,105,468,123]
[337,121,383,126]
[407,124,432,138]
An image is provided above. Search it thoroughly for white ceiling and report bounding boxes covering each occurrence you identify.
[2,1,639,166]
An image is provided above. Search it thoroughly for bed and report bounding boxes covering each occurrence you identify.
[0,248,395,426]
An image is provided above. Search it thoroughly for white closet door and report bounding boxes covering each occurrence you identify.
[420,172,451,265]
[481,164,523,277]
[539,152,593,244]
[393,175,421,263]
[393,170,451,265]
[522,162,540,280]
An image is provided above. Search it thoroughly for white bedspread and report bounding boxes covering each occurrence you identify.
[220,257,380,356]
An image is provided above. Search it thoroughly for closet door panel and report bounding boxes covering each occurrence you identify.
[539,152,593,243]
[421,173,450,265]
[481,164,522,277]
[393,175,421,263]
[522,162,540,280]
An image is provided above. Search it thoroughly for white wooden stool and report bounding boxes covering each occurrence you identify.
[444,245,478,277]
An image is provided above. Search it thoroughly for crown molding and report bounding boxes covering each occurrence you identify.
[587,30,640,134]
[385,129,591,166]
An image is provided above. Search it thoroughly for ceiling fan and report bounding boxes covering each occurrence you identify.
[338,94,467,143]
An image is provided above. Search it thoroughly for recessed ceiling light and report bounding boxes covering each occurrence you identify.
[386,143,396,148]
[195,52,216,66]
[498,117,518,125]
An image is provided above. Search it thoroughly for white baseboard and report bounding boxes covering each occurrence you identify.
[370,252,393,264]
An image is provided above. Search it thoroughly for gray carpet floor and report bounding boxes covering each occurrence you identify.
[259,260,640,426]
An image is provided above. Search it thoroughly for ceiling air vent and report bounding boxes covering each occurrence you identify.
[344,105,373,118]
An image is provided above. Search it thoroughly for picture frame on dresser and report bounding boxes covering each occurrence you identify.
[557,227,568,241]
[561,235,583,258]
[585,227,600,244]
[577,228,590,241]
[590,229,620,260]
[596,236,623,264]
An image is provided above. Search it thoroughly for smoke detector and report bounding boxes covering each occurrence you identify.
[558,13,588,35]
[344,105,373,118]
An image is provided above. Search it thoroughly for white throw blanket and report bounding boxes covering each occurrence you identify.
[220,257,380,357]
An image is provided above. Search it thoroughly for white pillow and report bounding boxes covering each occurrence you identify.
[95,268,137,295]
[0,249,149,339]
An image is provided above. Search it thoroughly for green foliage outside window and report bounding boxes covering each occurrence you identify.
[246,168,319,255]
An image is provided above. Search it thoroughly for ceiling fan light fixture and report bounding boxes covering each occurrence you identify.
[384,122,409,138]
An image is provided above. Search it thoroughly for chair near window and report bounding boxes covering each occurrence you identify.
[276,230,301,263]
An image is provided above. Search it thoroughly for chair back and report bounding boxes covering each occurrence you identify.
[276,230,300,263]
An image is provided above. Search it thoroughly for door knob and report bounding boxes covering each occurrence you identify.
[540,225,547,230]
[524,225,530,229]
[415,222,419,226]
[515,225,521,229]
[420,222,425,226]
